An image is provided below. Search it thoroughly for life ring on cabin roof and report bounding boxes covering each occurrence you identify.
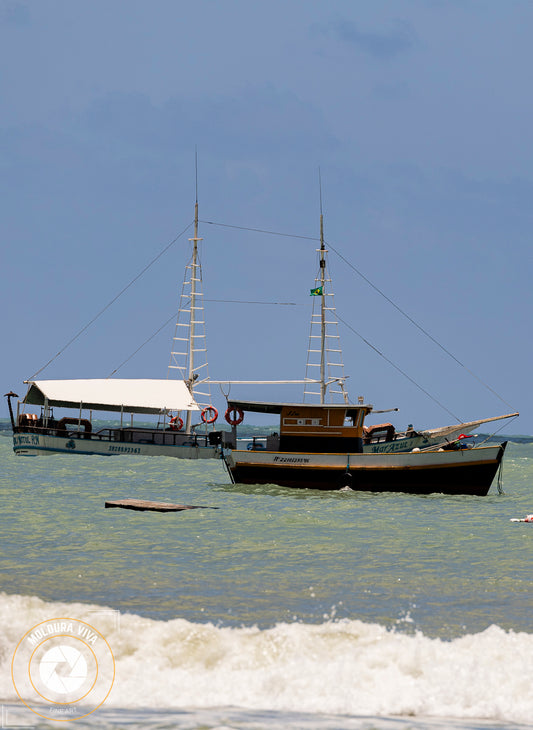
[201,406,218,424]
[225,406,244,426]
[169,415,184,431]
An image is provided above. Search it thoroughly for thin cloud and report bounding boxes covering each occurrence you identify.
[1,1,31,26]
[327,18,416,59]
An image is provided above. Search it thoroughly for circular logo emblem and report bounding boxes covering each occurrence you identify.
[12,618,115,722]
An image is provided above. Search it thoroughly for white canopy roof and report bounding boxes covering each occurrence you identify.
[22,379,200,415]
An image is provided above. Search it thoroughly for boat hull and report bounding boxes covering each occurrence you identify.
[224,443,507,496]
[13,431,220,459]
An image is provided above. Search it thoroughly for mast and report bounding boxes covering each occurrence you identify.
[168,154,212,432]
[319,190,326,404]
[185,195,202,433]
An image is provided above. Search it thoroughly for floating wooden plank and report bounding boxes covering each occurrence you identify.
[105,498,218,512]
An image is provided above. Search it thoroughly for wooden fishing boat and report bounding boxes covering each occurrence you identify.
[220,203,514,495]
[221,400,507,495]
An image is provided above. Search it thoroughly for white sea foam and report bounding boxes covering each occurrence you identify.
[1,592,532,724]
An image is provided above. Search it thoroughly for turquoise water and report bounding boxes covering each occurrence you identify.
[1,432,532,728]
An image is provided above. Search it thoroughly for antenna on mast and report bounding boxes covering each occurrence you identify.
[195,145,198,205]
[319,167,323,218]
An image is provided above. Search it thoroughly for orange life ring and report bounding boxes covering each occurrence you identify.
[201,406,218,424]
[225,407,244,426]
[169,416,184,431]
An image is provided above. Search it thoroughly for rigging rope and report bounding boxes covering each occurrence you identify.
[204,299,299,306]
[201,219,318,242]
[326,241,516,411]
[107,313,177,378]
[26,222,194,381]
[24,213,517,427]
[477,417,519,447]
[108,298,301,378]
[203,219,516,412]
[335,311,462,422]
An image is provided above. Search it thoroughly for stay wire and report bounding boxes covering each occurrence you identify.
[476,417,520,447]
[26,221,194,381]
[109,298,301,378]
[201,219,319,242]
[203,218,515,412]
[335,311,462,422]
[204,298,299,306]
[326,240,516,411]
[107,313,177,378]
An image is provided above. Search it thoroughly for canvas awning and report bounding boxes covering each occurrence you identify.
[227,399,373,415]
[22,379,200,415]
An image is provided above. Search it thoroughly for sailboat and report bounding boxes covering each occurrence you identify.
[221,209,517,495]
[7,198,223,459]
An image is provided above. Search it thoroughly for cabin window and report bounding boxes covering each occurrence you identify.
[346,409,365,427]
[283,417,322,427]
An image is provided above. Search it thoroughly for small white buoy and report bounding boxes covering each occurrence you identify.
[412,447,420,453]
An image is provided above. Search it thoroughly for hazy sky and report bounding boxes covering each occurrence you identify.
[1,0,530,434]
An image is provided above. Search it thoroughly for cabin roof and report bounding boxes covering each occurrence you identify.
[22,379,200,415]
[227,399,373,415]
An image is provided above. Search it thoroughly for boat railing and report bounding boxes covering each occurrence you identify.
[224,434,280,451]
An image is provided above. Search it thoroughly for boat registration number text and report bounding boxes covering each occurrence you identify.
[108,445,141,454]
[14,434,40,446]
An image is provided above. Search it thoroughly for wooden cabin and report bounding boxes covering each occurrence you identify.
[225,400,373,453]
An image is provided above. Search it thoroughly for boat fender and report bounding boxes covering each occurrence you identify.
[201,406,218,424]
[225,407,244,426]
[169,416,184,431]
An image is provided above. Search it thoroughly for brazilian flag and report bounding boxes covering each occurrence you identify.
[310,286,323,296]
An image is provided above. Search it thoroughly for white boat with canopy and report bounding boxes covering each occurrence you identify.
[10,378,221,457]
[8,195,224,459]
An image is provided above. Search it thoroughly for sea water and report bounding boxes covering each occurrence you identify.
[0,430,532,729]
